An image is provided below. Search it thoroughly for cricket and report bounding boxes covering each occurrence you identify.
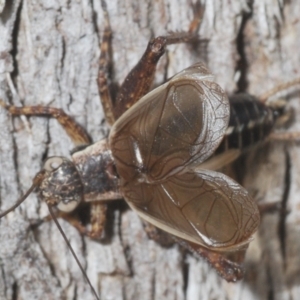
[0,0,299,299]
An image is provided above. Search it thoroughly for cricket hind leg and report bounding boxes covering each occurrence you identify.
[142,221,175,247]
[176,238,247,282]
[143,221,248,282]
[97,0,204,122]
[112,32,199,120]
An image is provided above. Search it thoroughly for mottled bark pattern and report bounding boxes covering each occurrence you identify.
[0,0,300,300]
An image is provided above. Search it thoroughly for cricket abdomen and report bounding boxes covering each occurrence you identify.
[216,93,280,154]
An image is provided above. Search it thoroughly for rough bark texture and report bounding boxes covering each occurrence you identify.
[0,0,300,299]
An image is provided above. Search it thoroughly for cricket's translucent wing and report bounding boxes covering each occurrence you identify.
[122,170,260,250]
[109,63,229,183]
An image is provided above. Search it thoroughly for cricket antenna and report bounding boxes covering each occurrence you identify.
[0,170,46,218]
[47,206,100,300]
[259,77,300,103]
[0,170,100,300]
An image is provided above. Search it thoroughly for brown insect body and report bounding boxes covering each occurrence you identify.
[39,140,121,213]
[109,63,260,252]
[223,94,280,153]
[203,93,282,171]
[0,9,292,287]
[30,61,267,283]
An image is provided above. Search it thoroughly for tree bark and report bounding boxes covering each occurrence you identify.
[0,0,300,299]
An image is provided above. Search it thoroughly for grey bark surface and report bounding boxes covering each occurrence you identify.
[0,0,299,299]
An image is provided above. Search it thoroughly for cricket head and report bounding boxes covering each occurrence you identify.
[39,156,83,212]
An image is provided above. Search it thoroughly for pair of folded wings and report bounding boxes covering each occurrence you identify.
[110,63,260,251]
